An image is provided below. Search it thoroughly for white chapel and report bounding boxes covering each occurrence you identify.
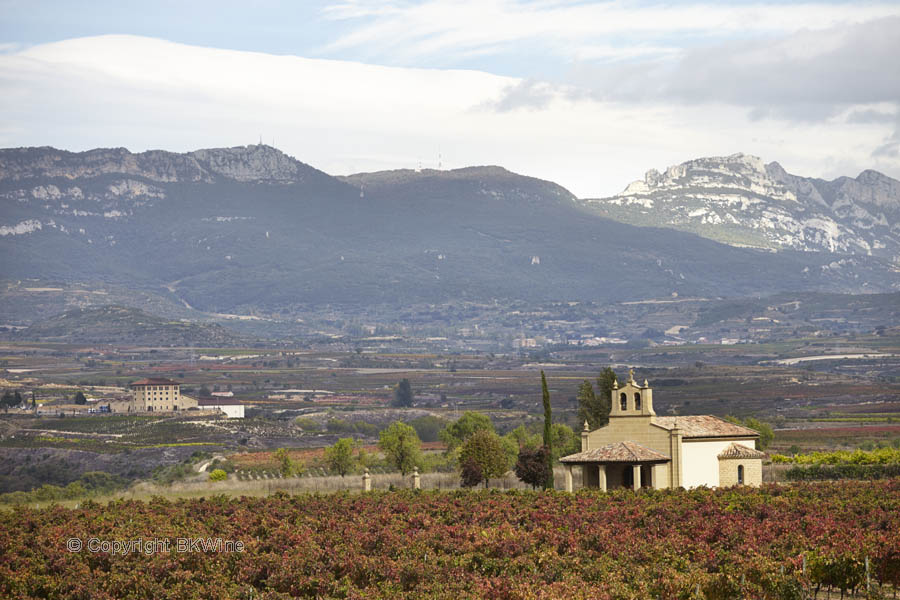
[560,370,765,491]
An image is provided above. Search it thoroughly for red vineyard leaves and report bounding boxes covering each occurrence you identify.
[1,480,899,598]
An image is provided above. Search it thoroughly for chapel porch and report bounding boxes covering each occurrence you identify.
[560,441,670,492]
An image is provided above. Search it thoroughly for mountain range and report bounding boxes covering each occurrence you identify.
[1,145,898,323]
[582,153,900,259]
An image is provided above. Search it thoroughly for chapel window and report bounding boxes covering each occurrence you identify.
[737,465,745,485]
[620,392,627,411]
[634,393,641,410]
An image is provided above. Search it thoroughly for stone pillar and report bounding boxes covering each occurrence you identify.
[412,467,420,490]
[669,424,683,489]
[564,464,573,492]
[598,465,607,492]
[581,421,590,452]
[362,468,371,492]
[632,464,641,490]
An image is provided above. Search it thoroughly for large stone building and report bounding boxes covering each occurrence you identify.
[560,371,765,491]
[129,378,197,412]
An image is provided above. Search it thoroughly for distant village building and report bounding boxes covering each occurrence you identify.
[197,396,245,418]
[560,370,764,491]
[128,378,197,412]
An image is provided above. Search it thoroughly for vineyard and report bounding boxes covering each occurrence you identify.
[771,447,900,465]
[2,480,899,599]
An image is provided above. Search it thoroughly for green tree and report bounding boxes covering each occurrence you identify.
[576,380,597,428]
[379,421,422,475]
[392,378,414,407]
[208,469,227,481]
[504,424,541,451]
[458,429,509,488]
[726,416,775,451]
[743,417,774,451]
[0,390,14,412]
[324,438,356,477]
[541,371,553,490]
[515,445,552,490]
[73,391,87,405]
[578,368,616,430]
[439,411,495,451]
[408,415,448,442]
[274,448,296,477]
[582,367,617,429]
[550,423,580,462]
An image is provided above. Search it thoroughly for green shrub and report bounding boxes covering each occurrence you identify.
[774,447,900,465]
[785,463,900,481]
[208,469,228,482]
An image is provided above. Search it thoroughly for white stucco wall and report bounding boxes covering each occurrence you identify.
[206,404,244,418]
[681,439,755,488]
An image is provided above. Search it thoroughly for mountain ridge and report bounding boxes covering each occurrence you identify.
[581,153,900,258]
[1,145,898,319]
[0,144,340,185]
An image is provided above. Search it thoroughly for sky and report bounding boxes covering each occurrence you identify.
[1,0,899,197]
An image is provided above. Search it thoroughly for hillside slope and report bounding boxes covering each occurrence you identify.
[1,145,897,317]
[15,305,245,345]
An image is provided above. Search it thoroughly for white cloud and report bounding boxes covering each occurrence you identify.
[0,34,897,198]
[320,0,900,64]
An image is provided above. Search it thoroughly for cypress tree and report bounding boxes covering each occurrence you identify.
[541,370,553,490]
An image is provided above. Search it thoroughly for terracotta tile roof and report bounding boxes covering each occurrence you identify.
[129,378,180,387]
[653,415,759,438]
[561,441,670,464]
[717,442,767,459]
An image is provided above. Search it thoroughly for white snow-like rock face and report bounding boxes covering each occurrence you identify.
[582,153,900,260]
[0,219,42,236]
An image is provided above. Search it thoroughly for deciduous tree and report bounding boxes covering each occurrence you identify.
[459,457,482,488]
[408,415,447,443]
[325,437,356,476]
[515,445,552,490]
[439,411,495,451]
[459,429,509,488]
[274,448,296,477]
[379,421,422,475]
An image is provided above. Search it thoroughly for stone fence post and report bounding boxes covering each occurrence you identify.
[412,467,420,490]
[362,468,371,492]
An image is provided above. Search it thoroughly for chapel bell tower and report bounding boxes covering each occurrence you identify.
[609,369,655,417]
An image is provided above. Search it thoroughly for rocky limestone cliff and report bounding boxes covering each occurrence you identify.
[0,144,325,184]
[583,153,900,261]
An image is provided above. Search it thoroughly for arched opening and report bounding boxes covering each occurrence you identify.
[737,464,744,485]
[634,392,642,410]
[620,392,627,411]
